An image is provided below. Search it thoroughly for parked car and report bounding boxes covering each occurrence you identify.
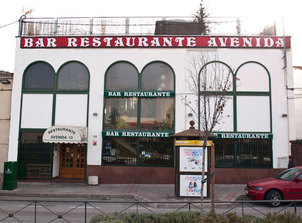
[244,166,302,207]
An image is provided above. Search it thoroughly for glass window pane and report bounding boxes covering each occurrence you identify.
[139,138,173,166]
[23,62,54,90]
[236,139,272,168]
[200,62,233,92]
[140,98,174,130]
[106,62,138,90]
[236,63,269,92]
[58,62,89,90]
[215,139,272,168]
[102,137,137,165]
[104,98,138,130]
[215,139,235,168]
[141,62,174,91]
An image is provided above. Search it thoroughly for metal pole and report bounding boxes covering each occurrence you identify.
[125,17,129,35]
[85,202,87,223]
[210,143,215,214]
[18,15,26,37]
[54,18,58,35]
[34,201,37,223]
[89,17,93,35]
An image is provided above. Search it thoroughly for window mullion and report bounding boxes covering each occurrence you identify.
[137,98,141,130]
[136,138,140,166]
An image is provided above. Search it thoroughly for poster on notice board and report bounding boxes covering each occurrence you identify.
[179,174,207,197]
[179,147,207,172]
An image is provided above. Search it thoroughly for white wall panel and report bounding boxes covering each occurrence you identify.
[55,94,87,126]
[21,94,53,128]
[294,69,302,139]
[213,96,234,132]
[237,96,270,132]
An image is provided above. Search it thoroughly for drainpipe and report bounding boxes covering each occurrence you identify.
[283,25,295,156]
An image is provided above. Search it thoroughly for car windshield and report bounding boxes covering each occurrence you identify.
[276,168,302,181]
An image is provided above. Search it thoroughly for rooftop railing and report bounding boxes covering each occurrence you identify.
[18,16,278,37]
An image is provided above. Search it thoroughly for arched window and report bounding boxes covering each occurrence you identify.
[199,61,233,92]
[236,62,271,132]
[199,61,234,132]
[104,62,139,130]
[57,62,89,91]
[23,62,55,90]
[55,61,89,126]
[141,62,174,91]
[105,62,138,91]
[103,61,175,166]
[141,62,175,130]
[210,61,273,169]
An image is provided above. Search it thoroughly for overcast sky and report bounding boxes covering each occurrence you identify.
[1,0,301,72]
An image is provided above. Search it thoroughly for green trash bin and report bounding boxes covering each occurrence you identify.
[2,162,18,190]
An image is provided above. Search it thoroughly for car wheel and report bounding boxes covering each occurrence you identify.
[265,190,282,207]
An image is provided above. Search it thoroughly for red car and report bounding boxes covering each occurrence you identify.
[245,166,302,207]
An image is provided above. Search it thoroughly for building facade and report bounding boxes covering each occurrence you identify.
[8,17,295,183]
[0,71,13,175]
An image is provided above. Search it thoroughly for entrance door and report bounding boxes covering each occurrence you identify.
[59,144,86,179]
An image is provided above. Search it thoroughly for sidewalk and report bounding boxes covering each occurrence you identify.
[0,182,246,202]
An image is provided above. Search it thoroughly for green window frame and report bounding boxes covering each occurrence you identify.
[57,61,89,91]
[19,61,90,179]
[22,61,56,93]
[198,61,273,168]
[102,61,175,166]
[21,60,90,126]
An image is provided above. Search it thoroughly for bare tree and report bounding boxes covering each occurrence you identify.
[183,51,233,214]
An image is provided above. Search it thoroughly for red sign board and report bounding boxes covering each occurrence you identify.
[21,36,290,49]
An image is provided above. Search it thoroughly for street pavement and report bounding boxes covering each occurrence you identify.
[0,182,246,202]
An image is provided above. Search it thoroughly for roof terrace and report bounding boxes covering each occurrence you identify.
[18,16,278,37]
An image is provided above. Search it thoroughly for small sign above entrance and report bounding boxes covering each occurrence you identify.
[43,126,88,144]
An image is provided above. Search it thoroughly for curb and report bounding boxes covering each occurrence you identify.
[0,191,136,201]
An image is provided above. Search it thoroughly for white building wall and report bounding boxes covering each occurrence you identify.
[9,38,295,168]
[294,68,302,139]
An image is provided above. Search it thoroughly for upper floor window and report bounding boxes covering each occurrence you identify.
[141,62,174,91]
[103,61,175,131]
[103,61,175,167]
[23,62,55,90]
[105,62,138,91]
[57,62,89,91]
